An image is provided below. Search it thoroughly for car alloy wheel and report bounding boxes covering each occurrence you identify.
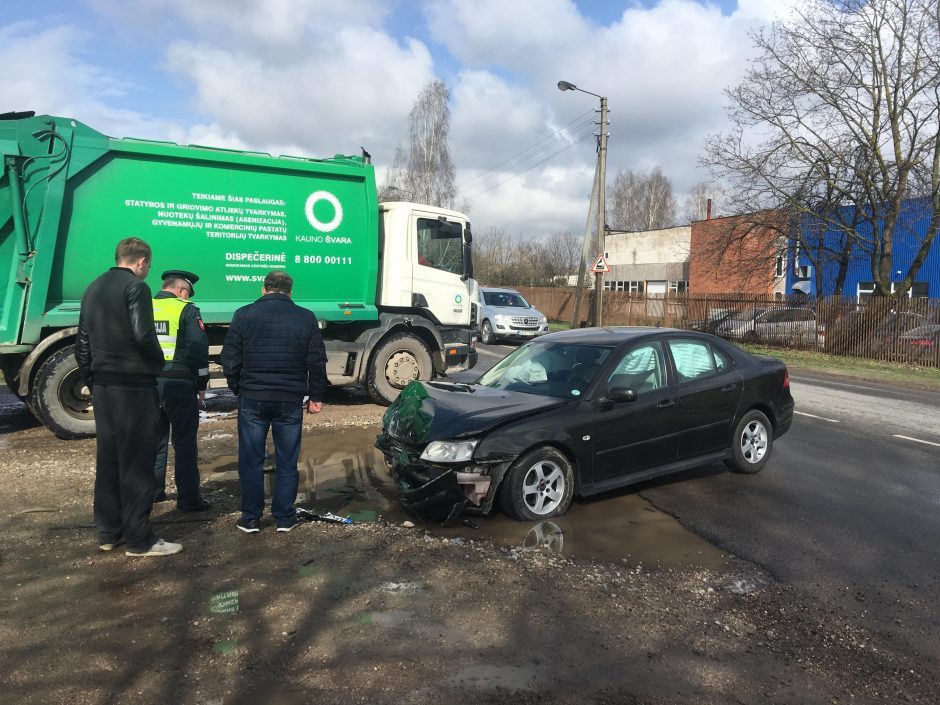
[725,409,774,474]
[480,320,495,345]
[499,446,574,521]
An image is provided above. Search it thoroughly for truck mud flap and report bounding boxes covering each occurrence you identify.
[397,469,469,526]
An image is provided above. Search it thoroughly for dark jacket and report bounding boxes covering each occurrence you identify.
[76,267,165,387]
[221,293,327,402]
[153,290,210,391]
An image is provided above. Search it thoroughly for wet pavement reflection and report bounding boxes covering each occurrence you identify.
[207,426,731,570]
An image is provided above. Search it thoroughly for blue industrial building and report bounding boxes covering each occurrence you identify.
[787,197,939,300]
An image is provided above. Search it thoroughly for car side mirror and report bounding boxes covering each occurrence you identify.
[607,387,638,403]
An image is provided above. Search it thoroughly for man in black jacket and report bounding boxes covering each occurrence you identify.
[221,270,326,533]
[76,238,183,557]
[152,269,210,511]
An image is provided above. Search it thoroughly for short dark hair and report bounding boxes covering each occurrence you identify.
[114,237,152,265]
[263,270,293,294]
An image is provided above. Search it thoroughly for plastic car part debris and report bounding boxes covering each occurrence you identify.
[463,519,480,529]
[296,508,353,524]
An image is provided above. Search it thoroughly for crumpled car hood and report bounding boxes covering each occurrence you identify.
[382,381,567,445]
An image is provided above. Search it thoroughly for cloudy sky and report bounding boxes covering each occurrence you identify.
[2,0,787,236]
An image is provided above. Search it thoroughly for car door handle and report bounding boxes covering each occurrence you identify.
[657,399,675,409]
[721,384,737,392]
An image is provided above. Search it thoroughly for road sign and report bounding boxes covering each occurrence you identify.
[590,255,610,273]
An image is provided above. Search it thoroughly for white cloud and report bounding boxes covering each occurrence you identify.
[0,21,174,138]
[426,0,787,230]
[4,0,792,236]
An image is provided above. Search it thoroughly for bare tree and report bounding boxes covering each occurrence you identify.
[702,0,940,298]
[681,181,726,224]
[381,80,459,209]
[473,229,581,287]
[607,167,678,231]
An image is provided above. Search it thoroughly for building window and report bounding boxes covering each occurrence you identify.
[775,255,784,277]
[604,280,643,292]
[668,280,688,294]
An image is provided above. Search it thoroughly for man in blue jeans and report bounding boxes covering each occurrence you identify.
[220,270,327,533]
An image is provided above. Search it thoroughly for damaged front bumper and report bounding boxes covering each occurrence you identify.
[375,436,505,525]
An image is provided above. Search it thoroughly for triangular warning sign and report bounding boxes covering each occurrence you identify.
[590,254,610,273]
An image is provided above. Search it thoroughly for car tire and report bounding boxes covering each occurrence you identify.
[367,333,433,406]
[480,319,495,345]
[30,345,96,439]
[498,446,574,521]
[725,409,773,474]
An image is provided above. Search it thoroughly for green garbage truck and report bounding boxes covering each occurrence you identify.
[0,111,478,438]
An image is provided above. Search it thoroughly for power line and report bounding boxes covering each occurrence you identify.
[463,128,597,200]
[457,108,598,191]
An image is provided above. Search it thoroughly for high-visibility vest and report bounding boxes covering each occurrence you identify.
[152,296,190,362]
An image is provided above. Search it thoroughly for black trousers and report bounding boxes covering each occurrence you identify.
[153,378,202,507]
[93,384,160,551]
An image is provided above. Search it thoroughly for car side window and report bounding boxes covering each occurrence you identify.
[607,342,665,393]
[668,339,718,383]
[712,346,731,372]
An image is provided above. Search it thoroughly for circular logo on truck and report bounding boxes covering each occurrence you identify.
[454,295,463,304]
[305,191,343,232]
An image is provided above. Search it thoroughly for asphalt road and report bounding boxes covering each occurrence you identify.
[463,342,940,659]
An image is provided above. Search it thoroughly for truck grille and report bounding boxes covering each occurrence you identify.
[511,316,539,326]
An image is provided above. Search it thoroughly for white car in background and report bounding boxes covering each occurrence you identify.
[478,287,549,344]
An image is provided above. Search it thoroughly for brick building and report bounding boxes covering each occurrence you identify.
[689,213,787,296]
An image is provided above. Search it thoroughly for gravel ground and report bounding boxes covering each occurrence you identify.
[0,388,936,704]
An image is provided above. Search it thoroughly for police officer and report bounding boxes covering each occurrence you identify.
[153,269,211,511]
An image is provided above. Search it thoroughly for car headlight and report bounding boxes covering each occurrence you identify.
[539,316,547,324]
[493,314,511,323]
[420,439,478,462]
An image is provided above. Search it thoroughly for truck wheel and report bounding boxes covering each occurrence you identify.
[30,345,96,439]
[367,334,433,405]
[480,320,495,345]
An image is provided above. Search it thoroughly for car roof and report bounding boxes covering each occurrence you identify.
[533,326,688,345]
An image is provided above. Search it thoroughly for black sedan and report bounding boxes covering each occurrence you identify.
[376,327,794,523]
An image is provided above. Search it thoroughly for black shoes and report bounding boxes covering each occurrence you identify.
[276,518,299,533]
[178,498,211,512]
[236,518,261,533]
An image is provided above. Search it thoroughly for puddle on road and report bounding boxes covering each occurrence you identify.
[205,426,730,571]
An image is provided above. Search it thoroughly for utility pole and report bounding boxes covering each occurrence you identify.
[558,80,609,327]
[595,96,608,327]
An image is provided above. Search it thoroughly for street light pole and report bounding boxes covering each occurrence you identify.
[558,80,609,327]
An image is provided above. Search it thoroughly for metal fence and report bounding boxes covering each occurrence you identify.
[514,286,940,368]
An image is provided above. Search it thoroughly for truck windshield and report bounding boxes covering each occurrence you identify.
[417,218,464,276]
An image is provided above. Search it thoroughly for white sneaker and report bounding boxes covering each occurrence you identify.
[125,539,183,557]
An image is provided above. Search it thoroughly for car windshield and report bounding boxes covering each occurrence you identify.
[484,291,530,308]
[477,341,613,398]
[732,307,765,321]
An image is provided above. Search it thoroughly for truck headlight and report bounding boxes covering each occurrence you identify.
[420,439,478,463]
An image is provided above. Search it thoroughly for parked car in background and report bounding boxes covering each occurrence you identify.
[478,287,549,344]
[377,327,794,523]
[716,306,823,347]
[828,309,926,358]
[689,307,736,334]
[900,319,940,366]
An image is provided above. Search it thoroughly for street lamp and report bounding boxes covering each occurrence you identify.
[385,185,414,200]
[558,80,608,327]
